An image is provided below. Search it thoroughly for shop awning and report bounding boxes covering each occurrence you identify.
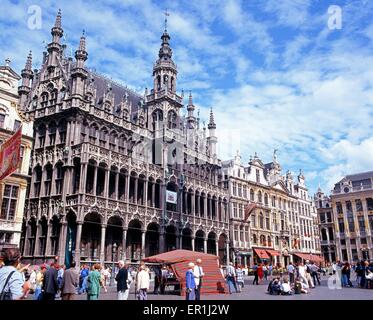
[293,252,324,263]
[253,248,270,259]
[266,249,280,257]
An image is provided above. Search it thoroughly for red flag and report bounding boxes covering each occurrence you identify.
[244,202,256,221]
[0,125,22,181]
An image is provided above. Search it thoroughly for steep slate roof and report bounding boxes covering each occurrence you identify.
[90,72,143,116]
[336,171,373,185]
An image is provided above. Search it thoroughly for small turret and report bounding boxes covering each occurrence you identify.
[18,51,34,110]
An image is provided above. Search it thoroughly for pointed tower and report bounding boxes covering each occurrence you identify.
[207,108,217,159]
[186,92,196,129]
[18,51,34,110]
[71,31,88,97]
[146,14,183,132]
[47,9,64,68]
[153,27,177,94]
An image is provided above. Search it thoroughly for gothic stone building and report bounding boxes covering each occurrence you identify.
[19,11,229,266]
[222,151,322,267]
[0,59,33,250]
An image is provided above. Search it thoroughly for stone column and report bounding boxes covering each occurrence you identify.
[204,196,207,219]
[226,241,230,265]
[179,231,183,249]
[191,191,195,216]
[122,228,127,261]
[79,162,87,193]
[104,169,110,198]
[34,221,41,256]
[152,183,156,207]
[141,229,146,259]
[191,236,195,251]
[134,178,138,204]
[100,224,107,263]
[204,237,207,253]
[93,165,98,196]
[44,221,53,256]
[196,194,200,216]
[159,230,165,253]
[144,179,148,207]
[74,221,83,265]
[215,240,219,256]
[125,174,130,202]
[57,221,68,263]
[115,171,119,200]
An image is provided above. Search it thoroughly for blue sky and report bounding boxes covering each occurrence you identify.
[1,0,373,195]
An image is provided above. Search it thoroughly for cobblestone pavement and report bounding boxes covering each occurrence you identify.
[32,274,373,300]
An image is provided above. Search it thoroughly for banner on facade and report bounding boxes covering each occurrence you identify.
[244,202,257,221]
[0,125,22,181]
[166,190,177,204]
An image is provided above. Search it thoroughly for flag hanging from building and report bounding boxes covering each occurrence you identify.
[244,202,257,221]
[0,125,22,181]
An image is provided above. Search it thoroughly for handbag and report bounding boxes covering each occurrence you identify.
[0,271,16,301]
[366,272,373,280]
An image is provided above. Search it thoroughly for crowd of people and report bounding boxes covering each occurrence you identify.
[2,246,373,300]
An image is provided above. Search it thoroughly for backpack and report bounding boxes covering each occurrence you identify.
[0,271,15,301]
[294,282,302,294]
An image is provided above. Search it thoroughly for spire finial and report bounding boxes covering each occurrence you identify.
[208,107,216,129]
[55,9,62,28]
[79,29,86,51]
[164,8,170,31]
[5,58,11,67]
[25,50,32,70]
[188,91,193,105]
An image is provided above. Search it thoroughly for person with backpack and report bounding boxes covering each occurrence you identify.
[0,248,28,300]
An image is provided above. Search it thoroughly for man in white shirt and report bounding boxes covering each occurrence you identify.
[193,259,204,300]
[287,262,295,284]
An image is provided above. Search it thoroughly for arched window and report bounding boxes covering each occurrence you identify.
[41,92,48,108]
[44,164,53,196]
[38,124,46,148]
[58,120,67,144]
[99,128,108,148]
[264,193,268,205]
[258,191,262,203]
[55,163,64,194]
[260,235,266,246]
[157,75,161,91]
[250,189,254,201]
[167,110,177,129]
[267,236,272,247]
[48,122,57,145]
[50,89,58,105]
[0,107,6,128]
[109,132,117,151]
[89,124,98,144]
[275,236,279,246]
[253,234,257,244]
[259,213,264,229]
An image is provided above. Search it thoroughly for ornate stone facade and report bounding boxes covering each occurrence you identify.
[222,151,321,267]
[19,11,229,266]
[0,59,33,250]
[320,171,373,262]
